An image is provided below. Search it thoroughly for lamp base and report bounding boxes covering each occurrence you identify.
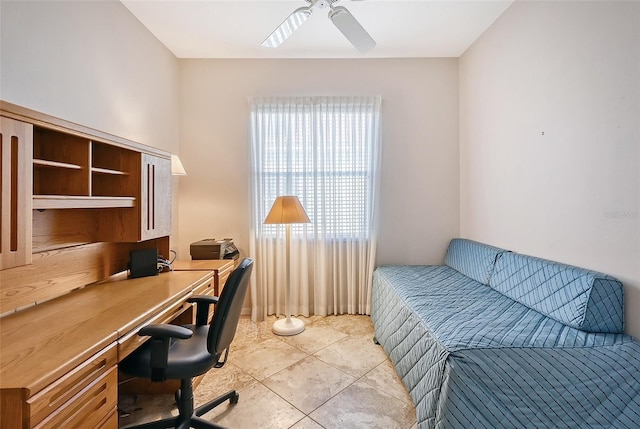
[272,317,305,336]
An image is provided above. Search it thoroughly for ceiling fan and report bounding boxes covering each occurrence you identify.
[261,0,376,53]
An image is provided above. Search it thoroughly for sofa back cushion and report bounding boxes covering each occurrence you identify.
[489,252,624,333]
[444,239,506,285]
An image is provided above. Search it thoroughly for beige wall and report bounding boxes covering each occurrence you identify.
[0,0,179,152]
[177,59,460,266]
[460,1,640,336]
[1,0,182,244]
[7,0,635,337]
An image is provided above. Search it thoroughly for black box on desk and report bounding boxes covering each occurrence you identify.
[129,248,158,278]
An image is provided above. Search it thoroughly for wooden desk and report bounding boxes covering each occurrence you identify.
[172,259,235,296]
[0,269,219,429]
[172,259,234,272]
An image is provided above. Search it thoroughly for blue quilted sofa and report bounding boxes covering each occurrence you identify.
[371,238,640,429]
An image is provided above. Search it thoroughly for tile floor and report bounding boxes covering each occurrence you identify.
[118,315,417,429]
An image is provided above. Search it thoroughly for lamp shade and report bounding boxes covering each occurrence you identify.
[264,196,310,224]
[171,154,187,176]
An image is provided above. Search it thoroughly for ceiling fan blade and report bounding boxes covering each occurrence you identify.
[328,5,375,53]
[262,6,313,48]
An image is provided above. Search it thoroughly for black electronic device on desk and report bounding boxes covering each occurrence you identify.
[129,248,175,277]
[190,238,239,261]
[129,248,159,278]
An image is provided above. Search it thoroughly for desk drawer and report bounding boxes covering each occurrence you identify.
[33,366,117,429]
[27,344,116,427]
[97,409,118,429]
[219,269,232,294]
[118,299,190,360]
[192,277,219,323]
[192,278,215,296]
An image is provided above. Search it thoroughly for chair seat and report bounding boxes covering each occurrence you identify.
[120,324,216,380]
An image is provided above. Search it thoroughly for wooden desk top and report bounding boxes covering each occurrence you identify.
[0,270,214,395]
[172,259,234,272]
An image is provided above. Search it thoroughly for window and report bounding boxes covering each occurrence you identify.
[249,95,382,320]
[251,96,381,239]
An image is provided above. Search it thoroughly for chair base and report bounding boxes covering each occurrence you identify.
[122,379,238,429]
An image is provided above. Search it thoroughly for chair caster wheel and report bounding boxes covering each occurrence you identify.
[230,392,239,404]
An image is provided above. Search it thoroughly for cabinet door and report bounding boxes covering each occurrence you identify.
[1,117,33,270]
[140,154,171,241]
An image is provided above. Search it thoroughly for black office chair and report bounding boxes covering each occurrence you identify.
[120,258,254,429]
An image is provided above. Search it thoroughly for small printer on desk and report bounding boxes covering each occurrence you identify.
[190,238,239,261]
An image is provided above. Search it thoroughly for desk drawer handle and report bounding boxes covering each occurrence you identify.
[28,346,116,426]
[49,357,108,407]
[34,368,116,429]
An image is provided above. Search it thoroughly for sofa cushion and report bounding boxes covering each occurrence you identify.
[444,238,506,285]
[489,252,624,333]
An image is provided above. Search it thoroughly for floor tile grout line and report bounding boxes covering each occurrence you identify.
[230,326,391,425]
[249,337,404,424]
[257,351,353,410]
[258,356,357,428]
[119,315,415,428]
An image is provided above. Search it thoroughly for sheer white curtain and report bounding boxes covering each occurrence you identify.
[249,96,382,321]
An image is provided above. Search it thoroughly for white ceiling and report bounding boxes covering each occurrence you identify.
[121,0,514,58]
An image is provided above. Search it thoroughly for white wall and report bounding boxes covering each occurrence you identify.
[1,0,182,244]
[460,1,640,336]
[177,59,460,267]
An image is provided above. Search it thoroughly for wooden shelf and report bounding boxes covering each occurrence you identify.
[91,167,128,176]
[33,159,83,170]
[33,195,135,210]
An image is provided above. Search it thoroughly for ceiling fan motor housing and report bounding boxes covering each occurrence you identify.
[316,0,331,9]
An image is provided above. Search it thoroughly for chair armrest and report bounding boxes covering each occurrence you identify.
[139,324,193,339]
[188,295,219,304]
[136,324,193,382]
[188,295,219,326]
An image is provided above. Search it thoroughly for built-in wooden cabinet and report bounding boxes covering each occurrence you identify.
[141,153,172,241]
[1,102,172,254]
[32,127,139,210]
[0,117,33,270]
[92,141,140,199]
[94,153,172,243]
[1,102,177,429]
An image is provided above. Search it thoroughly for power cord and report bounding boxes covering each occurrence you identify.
[157,253,174,272]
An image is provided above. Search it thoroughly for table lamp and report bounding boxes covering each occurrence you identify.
[171,154,187,176]
[264,196,310,335]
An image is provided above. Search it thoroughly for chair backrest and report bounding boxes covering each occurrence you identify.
[207,258,253,356]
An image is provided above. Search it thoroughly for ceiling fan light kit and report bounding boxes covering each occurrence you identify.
[261,0,376,53]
